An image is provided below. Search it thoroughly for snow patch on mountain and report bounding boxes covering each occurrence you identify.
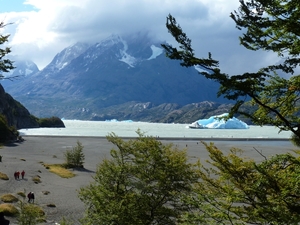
[119,52,136,67]
[119,38,137,67]
[147,45,163,60]
[53,42,90,70]
[4,59,39,77]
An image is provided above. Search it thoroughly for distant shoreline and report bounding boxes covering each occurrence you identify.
[21,135,290,142]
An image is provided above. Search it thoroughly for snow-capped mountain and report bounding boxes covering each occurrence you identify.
[2,33,227,120]
[49,42,91,71]
[1,58,40,91]
[4,59,39,78]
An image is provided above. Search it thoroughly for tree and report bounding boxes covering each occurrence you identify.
[64,141,85,168]
[17,201,45,225]
[162,0,300,145]
[179,142,300,225]
[0,114,18,143]
[79,130,200,225]
[0,21,17,143]
[0,21,15,80]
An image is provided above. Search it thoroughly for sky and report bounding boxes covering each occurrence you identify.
[0,0,277,73]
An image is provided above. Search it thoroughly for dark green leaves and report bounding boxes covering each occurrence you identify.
[163,2,300,144]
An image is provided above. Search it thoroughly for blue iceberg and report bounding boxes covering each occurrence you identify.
[189,113,249,129]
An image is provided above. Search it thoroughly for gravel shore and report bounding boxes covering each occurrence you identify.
[0,136,296,224]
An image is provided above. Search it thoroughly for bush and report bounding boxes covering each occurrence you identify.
[17,192,26,198]
[64,141,85,168]
[0,194,18,203]
[0,172,9,180]
[0,203,18,217]
[17,201,45,225]
[32,176,41,183]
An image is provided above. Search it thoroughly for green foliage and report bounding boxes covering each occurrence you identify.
[59,217,74,225]
[38,116,65,128]
[17,201,45,225]
[291,133,300,147]
[162,0,300,145]
[79,130,200,225]
[0,203,18,216]
[0,114,18,142]
[0,194,18,203]
[0,21,15,80]
[64,141,85,168]
[179,142,300,224]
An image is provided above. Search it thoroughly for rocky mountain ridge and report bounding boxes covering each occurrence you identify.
[2,33,234,123]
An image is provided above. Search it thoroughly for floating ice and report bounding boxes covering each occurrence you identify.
[105,119,133,122]
[189,113,249,129]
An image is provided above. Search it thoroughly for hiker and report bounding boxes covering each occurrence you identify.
[27,192,32,203]
[31,192,35,203]
[21,170,25,179]
[16,171,20,179]
[14,171,17,180]
[0,211,10,225]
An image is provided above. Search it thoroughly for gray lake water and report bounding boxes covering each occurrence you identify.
[19,120,292,140]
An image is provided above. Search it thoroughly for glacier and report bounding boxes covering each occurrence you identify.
[147,45,163,60]
[189,113,249,129]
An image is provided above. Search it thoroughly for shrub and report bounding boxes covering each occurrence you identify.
[0,203,18,216]
[59,217,74,225]
[32,176,41,183]
[0,172,9,180]
[0,114,18,142]
[17,201,45,225]
[17,192,26,198]
[64,141,85,168]
[1,194,18,203]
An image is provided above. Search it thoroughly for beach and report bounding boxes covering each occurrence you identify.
[0,136,297,224]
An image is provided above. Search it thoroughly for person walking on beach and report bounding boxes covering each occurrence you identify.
[16,171,20,180]
[27,192,32,203]
[31,192,35,203]
[21,170,25,179]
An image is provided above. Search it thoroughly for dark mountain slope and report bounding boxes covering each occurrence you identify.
[0,84,39,129]
[3,34,228,120]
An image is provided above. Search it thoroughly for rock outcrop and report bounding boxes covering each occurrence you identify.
[0,84,39,129]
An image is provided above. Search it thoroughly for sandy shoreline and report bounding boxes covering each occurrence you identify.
[0,136,297,224]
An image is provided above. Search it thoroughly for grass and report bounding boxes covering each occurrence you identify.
[43,163,75,178]
[32,175,42,183]
[0,203,19,216]
[26,204,45,216]
[0,172,9,180]
[19,203,46,222]
[17,191,26,198]
[1,194,19,203]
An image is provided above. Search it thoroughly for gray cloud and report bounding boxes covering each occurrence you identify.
[1,0,278,74]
